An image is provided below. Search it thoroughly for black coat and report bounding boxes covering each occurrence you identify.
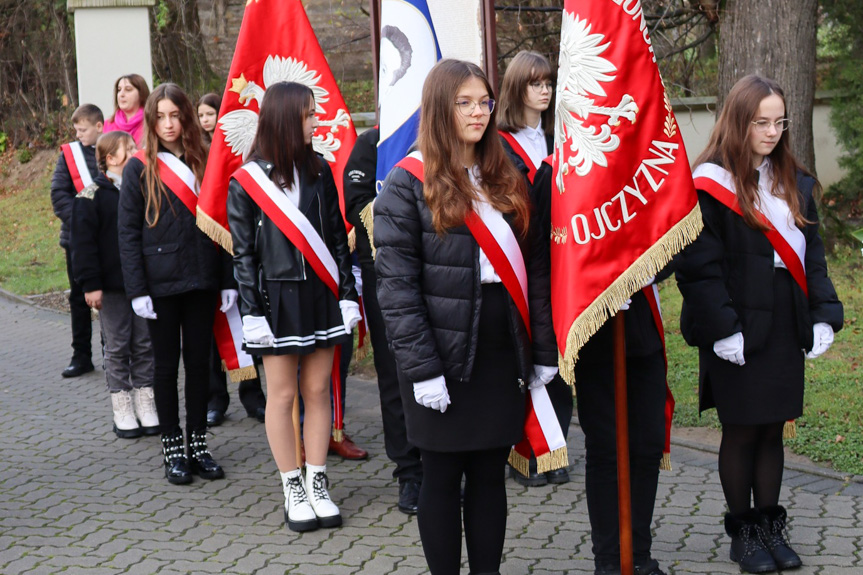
[676,171,843,355]
[70,172,125,293]
[118,154,234,299]
[51,143,99,249]
[227,158,357,319]
[344,127,379,270]
[373,163,558,386]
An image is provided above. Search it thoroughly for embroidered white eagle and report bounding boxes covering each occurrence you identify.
[554,11,639,191]
[219,55,352,162]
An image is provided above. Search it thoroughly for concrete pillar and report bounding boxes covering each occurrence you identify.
[66,0,155,120]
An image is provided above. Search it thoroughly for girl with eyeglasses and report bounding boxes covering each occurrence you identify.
[676,74,843,573]
[374,59,559,575]
[497,51,555,185]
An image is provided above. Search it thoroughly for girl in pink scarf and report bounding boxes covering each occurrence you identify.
[104,74,150,147]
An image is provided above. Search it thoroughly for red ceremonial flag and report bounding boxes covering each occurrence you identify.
[197,0,357,252]
[551,1,702,379]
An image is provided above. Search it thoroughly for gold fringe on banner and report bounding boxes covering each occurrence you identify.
[228,364,258,383]
[507,449,530,477]
[332,427,344,443]
[536,446,569,474]
[660,452,672,471]
[783,420,797,440]
[197,207,234,255]
[559,205,703,386]
[359,202,376,259]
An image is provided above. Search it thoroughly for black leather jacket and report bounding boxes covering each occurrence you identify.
[227,158,358,318]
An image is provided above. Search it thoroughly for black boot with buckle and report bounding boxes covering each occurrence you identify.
[760,505,802,570]
[188,429,225,480]
[161,428,192,485]
[725,509,777,573]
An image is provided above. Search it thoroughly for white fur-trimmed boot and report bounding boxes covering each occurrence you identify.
[305,464,342,528]
[111,391,142,439]
[281,469,318,532]
[132,387,160,435]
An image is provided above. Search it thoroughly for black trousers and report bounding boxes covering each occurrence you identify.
[418,447,510,575]
[148,291,217,434]
[65,247,92,364]
[575,350,666,570]
[361,262,422,482]
[208,337,265,415]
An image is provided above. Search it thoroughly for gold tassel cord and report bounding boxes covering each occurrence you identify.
[559,205,703,386]
[359,202,376,259]
[783,420,797,440]
[535,446,569,474]
[196,207,235,255]
[228,364,258,383]
[347,227,356,253]
[332,427,344,443]
[659,452,672,472]
[507,450,530,477]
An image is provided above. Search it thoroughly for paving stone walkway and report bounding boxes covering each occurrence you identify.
[0,294,860,574]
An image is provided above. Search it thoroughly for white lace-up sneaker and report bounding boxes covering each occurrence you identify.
[132,387,160,435]
[305,464,342,528]
[111,391,142,439]
[281,470,318,532]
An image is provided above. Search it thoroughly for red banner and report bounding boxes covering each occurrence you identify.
[197,0,357,252]
[551,1,702,379]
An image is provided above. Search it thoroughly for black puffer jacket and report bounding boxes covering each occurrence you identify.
[373,164,557,385]
[118,153,234,299]
[227,158,357,318]
[50,143,99,249]
[70,172,124,293]
[676,171,843,353]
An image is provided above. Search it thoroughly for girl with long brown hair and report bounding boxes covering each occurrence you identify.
[676,74,843,573]
[226,82,358,532]
[374,59,558,575]
[118,83,237,486]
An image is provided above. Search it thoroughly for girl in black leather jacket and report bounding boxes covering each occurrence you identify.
[226,82,358,533]
[374,59,558,575]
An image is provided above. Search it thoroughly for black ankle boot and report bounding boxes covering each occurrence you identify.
[759,505,802,570]
[161,429,192,485]
[725,510,777,573]
[188,429,224,480]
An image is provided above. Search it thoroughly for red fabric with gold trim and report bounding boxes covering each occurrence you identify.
[642,284,675,470]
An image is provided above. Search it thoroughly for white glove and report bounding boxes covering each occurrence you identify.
[713,332,745,366]
[242,315,274,347]
[806,322,834,359]
[413,376,451,413]
[339,300,361,335]
[619,298,632,311]
[131,296,157,320]
[219,289,238,313]
[528,365,558,390]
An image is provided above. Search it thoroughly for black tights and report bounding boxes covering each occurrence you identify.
[718,422,785,515]
[417,447,511,575]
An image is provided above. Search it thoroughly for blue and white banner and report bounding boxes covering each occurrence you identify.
[375,0,441,190]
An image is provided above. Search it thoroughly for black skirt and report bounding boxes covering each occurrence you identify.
[244,272,350,356]
[699,268,805,425]
[399,283,527,452]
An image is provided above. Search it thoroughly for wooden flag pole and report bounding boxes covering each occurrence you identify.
[481,0,499,89]
[613,313,634,575]
[369,0,381,123]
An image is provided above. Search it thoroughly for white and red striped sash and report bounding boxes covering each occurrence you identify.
[133,150,200,215]
[500,131,538,184]
[693,163,808,297]
[395,153,567,472]
[232,162,340,298]
[61,142,94,193]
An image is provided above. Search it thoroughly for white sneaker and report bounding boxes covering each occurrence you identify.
[281,470,318,532]
[305,464,342,528]
[132,387,160,435]
[111,391,142,439]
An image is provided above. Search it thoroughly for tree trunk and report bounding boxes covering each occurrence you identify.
[151,0,219,97]
[717,0,818,172]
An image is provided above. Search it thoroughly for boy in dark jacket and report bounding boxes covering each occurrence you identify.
[51,103,103,378]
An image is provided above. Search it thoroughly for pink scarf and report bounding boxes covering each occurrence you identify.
[105,108,145,147]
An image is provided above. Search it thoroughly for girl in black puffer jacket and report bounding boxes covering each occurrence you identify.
[374,59,558,575]
[118,84,236,486]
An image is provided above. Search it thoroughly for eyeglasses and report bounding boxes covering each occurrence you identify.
[455,99,496,116]
[751,119,790,133]
[528,81,554,93]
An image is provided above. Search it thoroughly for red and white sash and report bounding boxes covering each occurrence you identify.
[500,131,538,184]
[693,163,808,297]
[61,142,94,192]
[395,153,568,473]
[135,149,255,380]
[643,284,675,471]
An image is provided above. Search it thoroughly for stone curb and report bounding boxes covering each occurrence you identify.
[0,286,67,315]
